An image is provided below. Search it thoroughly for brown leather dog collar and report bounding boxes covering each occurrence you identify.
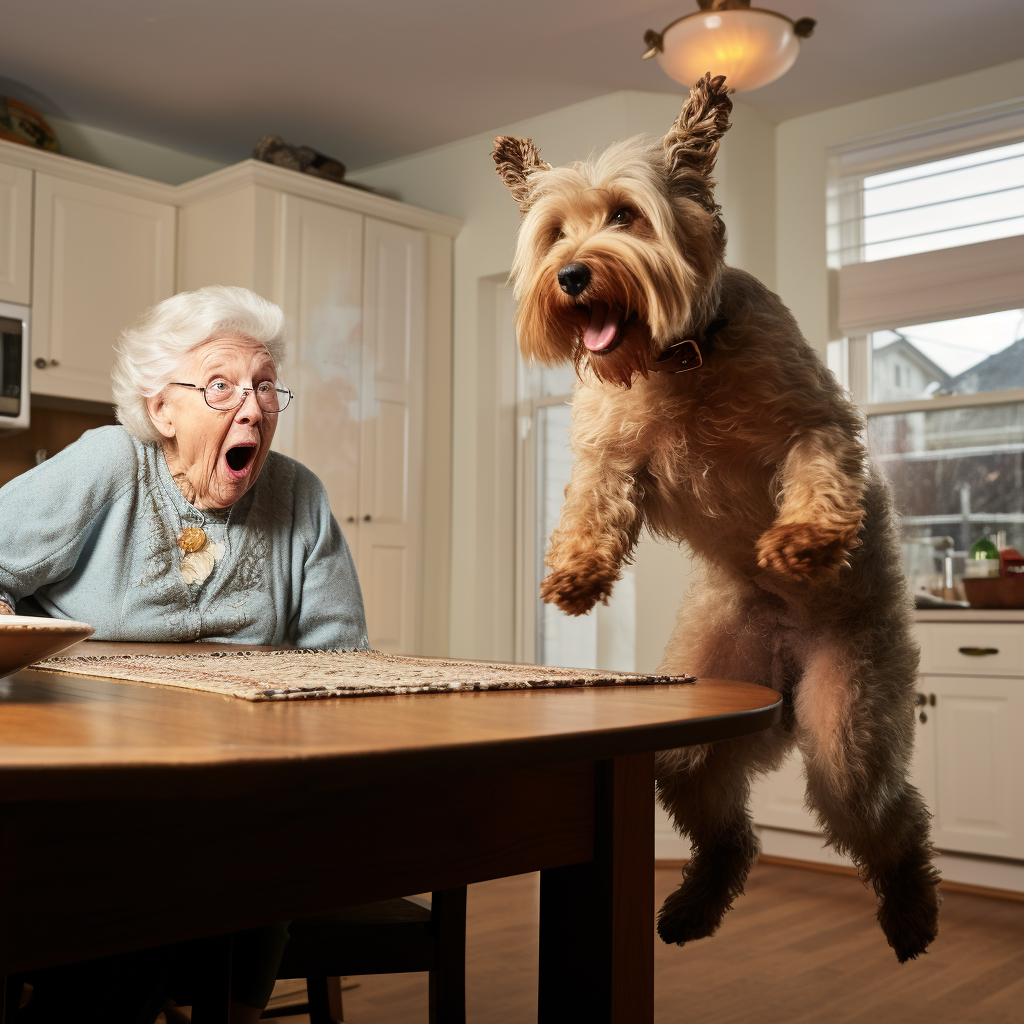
[652,315,728,373]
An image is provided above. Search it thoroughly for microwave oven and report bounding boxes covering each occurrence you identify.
[0,300,30,432]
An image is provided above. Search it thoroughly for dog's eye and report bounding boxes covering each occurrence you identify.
[609,207,634,226]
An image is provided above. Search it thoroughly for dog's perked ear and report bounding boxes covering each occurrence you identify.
[662,73,733,212]
[492,136,552,213]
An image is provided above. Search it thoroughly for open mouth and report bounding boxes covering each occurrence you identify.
[582,301,635,355]
[224,443,258,478]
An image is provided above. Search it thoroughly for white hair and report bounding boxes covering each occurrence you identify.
[112,285,287,442]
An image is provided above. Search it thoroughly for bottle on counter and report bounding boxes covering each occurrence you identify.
[965,535,1001,579]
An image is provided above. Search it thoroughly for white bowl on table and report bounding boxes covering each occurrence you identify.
[0,615,94,677]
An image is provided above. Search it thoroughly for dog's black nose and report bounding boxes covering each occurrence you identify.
[558,263,590,297]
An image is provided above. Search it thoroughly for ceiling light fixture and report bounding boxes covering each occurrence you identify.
[642,0,816,93]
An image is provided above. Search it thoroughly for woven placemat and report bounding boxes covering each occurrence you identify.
[35,649,694,702]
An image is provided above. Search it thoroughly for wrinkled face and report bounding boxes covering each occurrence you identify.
[147,336,278,509]
[509,139,725,387]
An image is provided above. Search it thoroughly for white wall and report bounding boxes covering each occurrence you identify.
[776,56,1024,360]
[350,90,777,665]
[47,115,224,185]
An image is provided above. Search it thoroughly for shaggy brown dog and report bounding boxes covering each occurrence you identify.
[493,74,940,963]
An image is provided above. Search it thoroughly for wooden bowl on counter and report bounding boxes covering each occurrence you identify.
[963,575,1024,609]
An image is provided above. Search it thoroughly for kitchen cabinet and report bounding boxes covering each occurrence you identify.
[749,747,816,833]
[916,673,1024,859]
[276,194,364,528]
[0,160,32,304]
[355,217,426,654]
[751,616,1024,864]
[273,195,426,653]
[31,172,175,404]
[177,164,456,654]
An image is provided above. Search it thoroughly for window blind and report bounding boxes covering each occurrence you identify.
[837,233,1024,335]
[832,139,1024,266]
[833,105,1024,334]
[829,104,1024,267]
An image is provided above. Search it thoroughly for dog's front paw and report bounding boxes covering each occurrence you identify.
[756,522,857,580]
[540,549,619,616]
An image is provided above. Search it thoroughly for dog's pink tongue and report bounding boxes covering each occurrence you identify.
[583,301,622,352]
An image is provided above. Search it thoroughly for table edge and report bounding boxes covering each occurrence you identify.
[0,690,782,802]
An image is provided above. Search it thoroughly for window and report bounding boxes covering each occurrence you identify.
[516,358,636,670]
[830,111,1024,590]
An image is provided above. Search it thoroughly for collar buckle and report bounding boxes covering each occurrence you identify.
[653,338,703,374]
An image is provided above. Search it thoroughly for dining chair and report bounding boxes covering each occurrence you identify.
[262,886,467,1024]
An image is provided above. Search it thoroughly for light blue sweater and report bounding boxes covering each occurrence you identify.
[0,425,368,648]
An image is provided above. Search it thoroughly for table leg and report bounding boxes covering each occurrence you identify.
[538,752,655,1024]
[1,976,23,1023]
[190,933,233,1024]
[429,886,468,1024]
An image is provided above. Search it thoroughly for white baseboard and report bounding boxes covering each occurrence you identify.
[756,826,1024,893]
[653,810,1024,894]
[756,826,856,867]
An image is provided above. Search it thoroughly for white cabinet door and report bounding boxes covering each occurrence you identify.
[32,173,175,403]
[749,748,818,832]
[0,162,32,304]
[276,194,363,532]
[358,218,426,654]
[922,674,1024,859]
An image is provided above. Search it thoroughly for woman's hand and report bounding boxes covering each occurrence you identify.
[0,601,14,615]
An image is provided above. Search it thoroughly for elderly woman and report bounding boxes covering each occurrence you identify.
[0,286,367,1023]
[0,284,366,648]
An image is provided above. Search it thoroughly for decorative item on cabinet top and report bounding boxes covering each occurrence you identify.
[0,98,58,153]
[253,134,374,192]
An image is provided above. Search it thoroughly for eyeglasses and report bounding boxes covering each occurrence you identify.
[170,380,293,413]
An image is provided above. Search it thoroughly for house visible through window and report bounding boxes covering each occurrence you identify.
[831,112,1024,592]
[871,308,1024,403]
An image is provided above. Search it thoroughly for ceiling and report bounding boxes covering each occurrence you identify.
[2,0,1023,172]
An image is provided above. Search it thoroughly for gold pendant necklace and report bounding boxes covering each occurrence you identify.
[177,525,207,552]
[175,510,227,586]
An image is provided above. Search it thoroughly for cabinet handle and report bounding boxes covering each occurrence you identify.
[345,516,355,523]
[49,359,59,367]
[916,693,926,706]
[929,693,936,706]
[919,711,928,724]
[363,514,372,522]
[958,646,999,656]
[34,357,47,370]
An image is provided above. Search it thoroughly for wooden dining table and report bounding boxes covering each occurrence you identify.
[0,641,781,1023]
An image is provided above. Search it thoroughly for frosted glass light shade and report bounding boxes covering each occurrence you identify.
[656,10,800,91]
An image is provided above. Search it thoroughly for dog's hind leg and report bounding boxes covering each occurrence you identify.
[655,581,793,946]
[656,728,789,946]
[794,638,940,962]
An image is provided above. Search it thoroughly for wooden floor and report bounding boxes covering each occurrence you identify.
[264,863,1024,1024]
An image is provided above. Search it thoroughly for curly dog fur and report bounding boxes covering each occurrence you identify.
[493,74,940,963]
